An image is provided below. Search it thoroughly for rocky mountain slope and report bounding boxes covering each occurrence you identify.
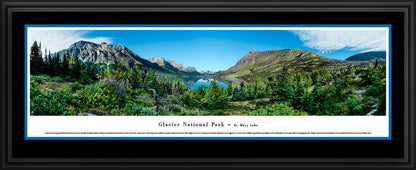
[216,48,368,80]
[145,57,200,75]
[57,41,200,75]
[58,41,156,68]
[57,41,373,80]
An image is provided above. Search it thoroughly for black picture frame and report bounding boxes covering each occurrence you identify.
[1,0,414,169]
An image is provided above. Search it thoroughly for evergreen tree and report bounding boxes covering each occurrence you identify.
[310,70,321,86]
[46,51,52,75]
[203,80,227,110]
[360,62,375,87]
[319,67,332,86]
[61,51,70,77]
[271,66,294,103]
[342,64,355,87]
[253,81,258,99]
[232,81,249,101]
[38,42,42,57]
[29,41,44,75]
[300,89,315,114]
[51,53,61,76]
[292,80,306,110]
[306,74,313,87]
[227,83,233,96]
[72,51,81,78]
[146,68,156,84]
[44,48,48,65]
[100,67,104,80]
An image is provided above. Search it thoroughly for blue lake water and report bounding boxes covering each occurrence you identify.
[182,77,229,89]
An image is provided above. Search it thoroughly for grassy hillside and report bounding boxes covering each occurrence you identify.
[216,49,369,82]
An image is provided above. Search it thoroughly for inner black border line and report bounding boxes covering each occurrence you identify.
[1,0,6,168]
[403,5,410,164]
[6,157,409,163]
[8,8,408,162]
[6,2,13,166]
[410,0,415,167]
[2,0,414,168]
[23,24,392,142]
[7,7,411,12]
[0,1,414,7]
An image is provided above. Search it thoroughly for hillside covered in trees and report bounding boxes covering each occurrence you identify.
[29,41,387,116]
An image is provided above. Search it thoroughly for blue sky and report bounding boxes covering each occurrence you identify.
[29,27,388,71]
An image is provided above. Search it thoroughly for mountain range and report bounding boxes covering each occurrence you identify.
[145,57,200,75]
[199,70,224,75]
[57,41,219,75]
[58,41,152,68]
[57,41,379,80]
[215,48,371,80]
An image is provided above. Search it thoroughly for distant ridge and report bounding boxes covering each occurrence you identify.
[145,57,200,75]
[345,51,386,61]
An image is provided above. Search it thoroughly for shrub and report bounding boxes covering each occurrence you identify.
[232,86,250,101]
[52,76,64,83]
[126,91,154,107]
[168,95,180,104]
[175,109,199,116]
[180,90,202,108]
[76,83,106,109]
[30,81,41,98]
[374,93,386,115]
[31,74,51,84]
[255,89,267,99]
[125,103,155,116]
[345,95,365,115]
[164,104,182,113]
[30,90,78,116]
[110,108,126,116]
[254,99,270,107]
[132,88,146,96]
[77,81,127,111]
[248,103,308,116]
[104,78,126,99]
[318,99,344,116]
[80,74,94,85]
[136,99,154,107]
[69,82,84,92]
[44,81,70,91]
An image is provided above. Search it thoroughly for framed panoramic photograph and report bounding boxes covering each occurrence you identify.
[1,0,415,170]
[25,25,391,140]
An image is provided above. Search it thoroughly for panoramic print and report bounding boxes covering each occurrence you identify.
[27,26,388,116]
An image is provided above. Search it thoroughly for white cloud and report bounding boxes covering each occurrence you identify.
[291,30,387,53]
[28,30,113,55]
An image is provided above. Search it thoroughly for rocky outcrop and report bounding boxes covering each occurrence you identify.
[58,40,154,68]
[146,57,199,74]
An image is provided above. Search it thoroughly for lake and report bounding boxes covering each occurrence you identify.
[182,77,229,89]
